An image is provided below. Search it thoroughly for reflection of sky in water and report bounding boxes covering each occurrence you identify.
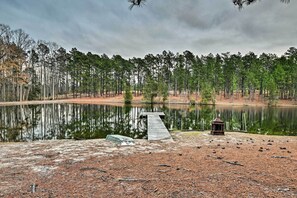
[1,104,297,141]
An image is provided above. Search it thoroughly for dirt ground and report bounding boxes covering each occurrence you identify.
[1,132,297,198]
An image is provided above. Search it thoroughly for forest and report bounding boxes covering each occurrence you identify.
[1,23,297,105]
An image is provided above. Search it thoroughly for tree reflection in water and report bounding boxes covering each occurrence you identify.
[0,104,297,142]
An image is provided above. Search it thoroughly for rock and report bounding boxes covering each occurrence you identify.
[272,156,287,159]
[30,183,38,193]
[106,135,135,145]
[277,187,290,192]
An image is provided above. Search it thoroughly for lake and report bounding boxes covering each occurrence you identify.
[0,103,297,141]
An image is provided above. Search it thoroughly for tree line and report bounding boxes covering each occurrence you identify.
[1,24,297,104]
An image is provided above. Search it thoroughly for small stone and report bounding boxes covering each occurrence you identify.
[222,147,225,150]
[178,153,183,156]
[197,146,201,149]
[267,143,272,146]
[258,149,263,152]
[272,156,287,159]
[278,188,290,192]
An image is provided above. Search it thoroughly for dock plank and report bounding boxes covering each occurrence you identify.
[145,114,172,141]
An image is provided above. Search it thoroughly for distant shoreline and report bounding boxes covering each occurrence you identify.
[0,95,296,107]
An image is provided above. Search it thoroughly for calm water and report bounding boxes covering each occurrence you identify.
[0,103,297,141]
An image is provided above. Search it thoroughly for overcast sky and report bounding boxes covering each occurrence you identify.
[0,0,296,58]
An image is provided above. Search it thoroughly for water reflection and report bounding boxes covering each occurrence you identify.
[0,104,146,141]
[0,104,297,142]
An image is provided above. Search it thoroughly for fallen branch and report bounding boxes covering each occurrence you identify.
[271,156,288,159]
[117,177,148,182]
[223,161,243,166]
[80,167,107,173]
[157,164,171,167]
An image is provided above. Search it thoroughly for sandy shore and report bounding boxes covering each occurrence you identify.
[1,132,296,197]
[0,94,296,107]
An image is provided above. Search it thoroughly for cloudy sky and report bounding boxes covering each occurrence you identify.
[0,0,296,58]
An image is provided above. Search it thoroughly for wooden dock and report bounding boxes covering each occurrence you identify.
[140,112,172,141]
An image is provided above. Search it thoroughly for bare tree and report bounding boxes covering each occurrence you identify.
[129,0,290,9]
[233,0,290,9]
[0,25,33,101]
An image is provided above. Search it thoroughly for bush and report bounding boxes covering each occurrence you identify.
[124,84,133,104]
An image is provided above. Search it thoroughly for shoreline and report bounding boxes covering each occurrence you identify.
[0,96,296,107]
